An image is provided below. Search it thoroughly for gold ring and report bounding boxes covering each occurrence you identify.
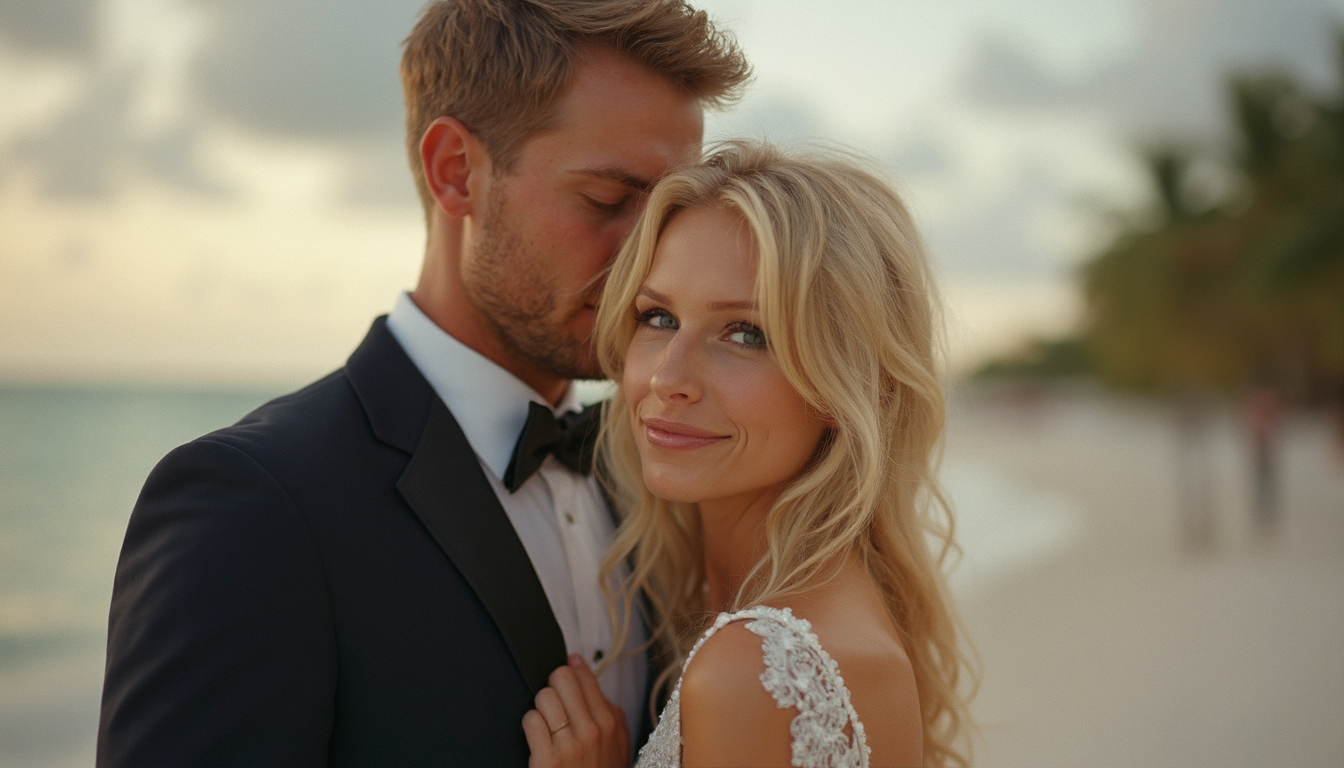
[549,720,570,735]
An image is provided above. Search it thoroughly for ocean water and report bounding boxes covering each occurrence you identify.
[0,386,279,767]
[0,384,1077,766]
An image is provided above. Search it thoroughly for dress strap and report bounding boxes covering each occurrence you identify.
[679,606,870,768]
[676,606,766,677]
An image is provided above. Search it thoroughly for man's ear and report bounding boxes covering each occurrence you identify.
[420,116,488,219]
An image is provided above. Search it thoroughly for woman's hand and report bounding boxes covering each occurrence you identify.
[523,654,631,768]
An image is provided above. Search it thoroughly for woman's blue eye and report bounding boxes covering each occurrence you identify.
[635,308,677,330]
[727,324,767,348]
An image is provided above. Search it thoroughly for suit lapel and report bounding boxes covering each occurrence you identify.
[347,318,568,694]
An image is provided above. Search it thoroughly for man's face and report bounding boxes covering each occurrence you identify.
[461,47,704,382]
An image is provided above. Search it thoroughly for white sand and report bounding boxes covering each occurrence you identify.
[945,386,1344,768]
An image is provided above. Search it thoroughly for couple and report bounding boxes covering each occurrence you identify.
[97,1,972,766]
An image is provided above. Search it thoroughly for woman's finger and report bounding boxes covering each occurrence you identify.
[569,655,629,759]
[568,655,617,735]
[533,686,570,735]
[522,709,556,768]
[556,657,631,768]
[609,701,630,761]
[547,664,600,747]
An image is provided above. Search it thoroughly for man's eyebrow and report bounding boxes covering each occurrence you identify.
[570,168,657,192]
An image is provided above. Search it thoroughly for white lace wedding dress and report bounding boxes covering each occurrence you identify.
[633,605,870,768]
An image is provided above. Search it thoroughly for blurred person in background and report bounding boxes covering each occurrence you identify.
[1244,384,1284,534]
[96,1,748,765]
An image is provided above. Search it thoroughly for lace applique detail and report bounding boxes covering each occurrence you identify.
[748,607,869,768]
[633,606,870,768]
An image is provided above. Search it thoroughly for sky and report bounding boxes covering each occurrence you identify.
[0,0,1341,387]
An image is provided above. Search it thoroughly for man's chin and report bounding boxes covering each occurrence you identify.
[567,310,604,379]
[529,333,602,382]
[568,350,605,382]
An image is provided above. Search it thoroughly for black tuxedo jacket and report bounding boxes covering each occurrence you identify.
[98,317,579,766]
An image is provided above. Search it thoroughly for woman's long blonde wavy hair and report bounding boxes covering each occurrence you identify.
[594,140,975,767]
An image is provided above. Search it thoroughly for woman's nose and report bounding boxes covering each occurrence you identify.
[649,334,702,403]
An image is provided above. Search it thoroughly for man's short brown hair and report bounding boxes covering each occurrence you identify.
[400,0,751,216]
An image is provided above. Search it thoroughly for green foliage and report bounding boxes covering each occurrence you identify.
[972,337,1092,381]
[983,29,1344,405]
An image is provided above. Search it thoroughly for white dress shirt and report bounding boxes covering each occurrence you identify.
[386,292,646,738]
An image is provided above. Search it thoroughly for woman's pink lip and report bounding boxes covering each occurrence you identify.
[642,418,727,450]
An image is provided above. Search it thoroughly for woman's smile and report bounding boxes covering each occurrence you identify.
[641,417,729,450]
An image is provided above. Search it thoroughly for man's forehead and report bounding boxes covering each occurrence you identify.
[533,50,705,176]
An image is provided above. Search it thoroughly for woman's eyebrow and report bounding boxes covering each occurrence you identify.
[636,286,671,303]
[708,299,757,311]
[637,287,756,312]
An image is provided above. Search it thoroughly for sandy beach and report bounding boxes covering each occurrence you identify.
[947,386,1344,768]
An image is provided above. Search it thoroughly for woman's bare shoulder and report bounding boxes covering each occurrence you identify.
[679,619,794,767]
[805,610,923,766]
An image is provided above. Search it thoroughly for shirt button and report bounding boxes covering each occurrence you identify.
[592,649,604,663]
[564,512,575,524]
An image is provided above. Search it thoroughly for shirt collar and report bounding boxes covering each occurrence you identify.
[385,292,579,479]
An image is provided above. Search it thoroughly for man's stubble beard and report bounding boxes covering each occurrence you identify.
[461,188,604,381]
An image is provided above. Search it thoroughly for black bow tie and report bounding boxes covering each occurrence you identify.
[503,401,602,492]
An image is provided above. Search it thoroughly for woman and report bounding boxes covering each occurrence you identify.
[523,141,974,768]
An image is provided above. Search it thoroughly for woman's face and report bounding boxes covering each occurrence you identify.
[623,206,829,509]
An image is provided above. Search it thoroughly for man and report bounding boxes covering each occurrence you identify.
[96,1,749,764]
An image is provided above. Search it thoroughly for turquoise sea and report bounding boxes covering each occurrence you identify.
[0,385,280,767]
[0,383,1079,767]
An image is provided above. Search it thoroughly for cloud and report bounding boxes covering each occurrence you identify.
[8,74,136,198]
[962,38,1076,110]
[886,135,953,180]
[1,0,428,200]
[189,0,426,141]
[0,0,98,57]
[922,164,1066,280]
[6,70,223,200]
[0,0,227,200]
[962,0,1344,137]
[708,96,829,143]
[339,142,419,209]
